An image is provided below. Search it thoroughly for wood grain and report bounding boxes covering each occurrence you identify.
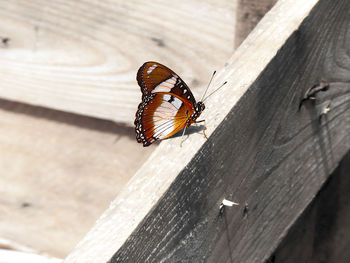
[62,0,350,262]
[0,0,235,125]
[0,249,62,263]
[266,151,350,263]
[235,0,278,47]
[0,99,155,257]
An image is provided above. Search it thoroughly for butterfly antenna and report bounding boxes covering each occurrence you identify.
[200,71,216,101]
[202,81,227,102]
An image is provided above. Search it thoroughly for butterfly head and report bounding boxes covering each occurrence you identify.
[196,101,205,114]
[189,101,205,123]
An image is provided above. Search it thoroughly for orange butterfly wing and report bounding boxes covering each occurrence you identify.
[135,62,198,146]
[137,61,196,103]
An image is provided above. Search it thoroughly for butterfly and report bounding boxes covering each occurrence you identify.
[135,61,224,147]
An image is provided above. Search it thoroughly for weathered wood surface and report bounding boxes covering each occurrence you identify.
[234,0,278,47]
[0,0,235,125]
[0,249,62,263]
[266,151,350,263]
[63,0,350,262]
[0,0,280,258]
[0,99,154,257]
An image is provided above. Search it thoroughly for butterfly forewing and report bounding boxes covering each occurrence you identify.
[137,61,196,104]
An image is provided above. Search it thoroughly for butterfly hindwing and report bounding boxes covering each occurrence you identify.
[135,92,194,146]
[137,61,196,105]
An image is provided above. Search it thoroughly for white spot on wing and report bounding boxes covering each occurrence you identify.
[147,64,157,74]
[163,94,171,101]
[151,76,177,93]
[153,99,177,122]
[151,93,185,139]
[172,97,183,109]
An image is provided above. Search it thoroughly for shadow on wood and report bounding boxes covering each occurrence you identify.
[0,98,134,138]
[266,150,350,263]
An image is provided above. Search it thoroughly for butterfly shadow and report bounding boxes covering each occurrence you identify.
[166,124,205,139]
[0,97,136,140]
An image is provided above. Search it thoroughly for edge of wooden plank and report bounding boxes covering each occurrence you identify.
[0,0,235,125]
[0,249,62,263]
[64,0,320,262]
[0,97,155,257]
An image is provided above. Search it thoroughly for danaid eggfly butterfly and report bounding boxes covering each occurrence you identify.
[134,61,206,147]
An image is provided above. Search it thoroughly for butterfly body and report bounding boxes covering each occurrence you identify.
[135,62,204,147]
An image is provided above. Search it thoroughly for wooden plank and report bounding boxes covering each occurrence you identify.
[0,99,155,257]
[266,151,350,263]
[235,0,278,47]
[0,0,236,125]
[62,0,350,261]
[0,249,62,263]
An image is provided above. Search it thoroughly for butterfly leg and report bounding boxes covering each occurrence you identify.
[196,119,208,139]
[179,126,188,147]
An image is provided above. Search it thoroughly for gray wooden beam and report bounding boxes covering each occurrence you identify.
[64,0,350,262]
[266,151,350,263]
[109,0,350,262]
[235,0,278,48]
